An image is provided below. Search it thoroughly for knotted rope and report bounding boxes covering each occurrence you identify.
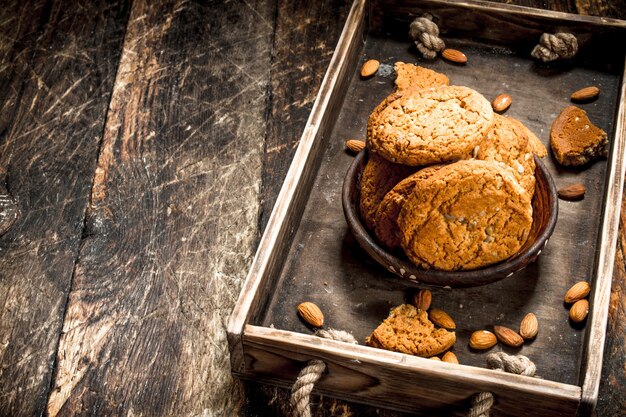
[467,352,537,417]
[290,329,358,417]
[409,14,445,59]
[531,32,578,62]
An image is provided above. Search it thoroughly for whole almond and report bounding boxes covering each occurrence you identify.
[345,139,365,153]
[492,94,512,112]
[441,48,467,64]
[469,330,497,350]
[360,59,380,77]
[441,351,459,364]
[558,183,585,201]
[570,299,589,322]
[429,308,456,330]
[565,281,591,303]
[571,86,600,101]
[297,302,324,327]
[412,289,432,311]
[519,313,539,340]
[493,325,524,347]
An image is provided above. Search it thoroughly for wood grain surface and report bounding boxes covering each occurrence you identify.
[0,0,624,416]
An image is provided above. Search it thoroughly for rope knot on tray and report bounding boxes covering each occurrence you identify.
[409,14,445,59]
[531,32,578,62]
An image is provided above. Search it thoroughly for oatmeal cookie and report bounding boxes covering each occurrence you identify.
[398,160,533,271]
[550,105,608,166]
[394,62,449,92]
[374,165,444,250]
[359,153,416,231]
[365,304,456,357]
[475,114,536,195]
[508,117,548,158]
[367,86,494,166]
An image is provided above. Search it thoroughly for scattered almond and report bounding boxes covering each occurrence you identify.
[345,139,365,153]
[569,299,589,322]
[493,325,524,347]
[469,330,497,350]
[571,86,600,101]
[519,313,539,340]
[297,302,324,327]
[360,59,380,78]
[558,183,585,201]
[492,94,512,112]
[441,351,459,364]
[565,281,591,303]
[412,289,432,311]
[429,308,456,330]
[441,48,467,64]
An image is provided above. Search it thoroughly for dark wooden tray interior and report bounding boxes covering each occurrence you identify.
[252,4,624,387]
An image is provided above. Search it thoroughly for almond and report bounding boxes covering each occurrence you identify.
[429,356,441,361]
[360,59,380,78]
[429,308,456,330]
[492,93,512,112]
[297,302,324,328]
[412,289,432,311]
[519,313,539,340]
[441,351,459,364]
[565,281,591,303]
[345,139,365,153]
[441,48,467,64]
[569,299,589,322]
[558,183,585,201]
[469,330,497,350]
[493,325,524,347]
[571,86,600,101]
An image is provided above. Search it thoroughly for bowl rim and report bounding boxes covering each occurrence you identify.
[341,150,559,288]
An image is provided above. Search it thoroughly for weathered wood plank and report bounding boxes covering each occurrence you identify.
[46,0,275,415]
[0,1,130,415]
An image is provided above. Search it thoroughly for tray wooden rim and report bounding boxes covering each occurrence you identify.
[228,0,626,414]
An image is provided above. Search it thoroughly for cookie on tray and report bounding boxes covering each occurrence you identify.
[365,304,456,358]
[394,62,449,92]
[398,159,533,271]
[359,153,416,231]
[508,117,548,158]
[475,114,536,195]
[550,105,608,166]
[367,85,494,166]
[374,165,444,251]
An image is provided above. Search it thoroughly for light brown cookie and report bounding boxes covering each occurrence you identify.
[367,86,494,166]
[394,62,449,92]
[365,304,456,358]
[475,114,536,195]
[398,160,533,271]
[374,165,444,250]
[508,117,548,158]
[550,105,608,166]
[359,153,416,231]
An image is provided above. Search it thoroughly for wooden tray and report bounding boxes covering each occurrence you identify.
[228,1,626,415]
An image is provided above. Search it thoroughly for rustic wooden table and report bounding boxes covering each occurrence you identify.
[0,0,624,416]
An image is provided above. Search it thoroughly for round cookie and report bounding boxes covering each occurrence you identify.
[367,85,494,166]
[475,114,536,195]
[374,165,444,250]
[508,117,548,158]
[394,62,449,92]
[398,160,533,271]
[359,153,416,231]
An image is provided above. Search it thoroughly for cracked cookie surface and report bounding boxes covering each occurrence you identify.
[365,304,456,357]
[398,160,533,271]
[475,114,536,195]
[367,85,494,166]
[550,105,608,166]
[394,62,449,92]
[508,116,547,158]
[359,153,416,231]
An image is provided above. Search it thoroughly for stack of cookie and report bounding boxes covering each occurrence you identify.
[359,63,547,271]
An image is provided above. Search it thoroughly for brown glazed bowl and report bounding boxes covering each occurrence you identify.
[342,151,558,288]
